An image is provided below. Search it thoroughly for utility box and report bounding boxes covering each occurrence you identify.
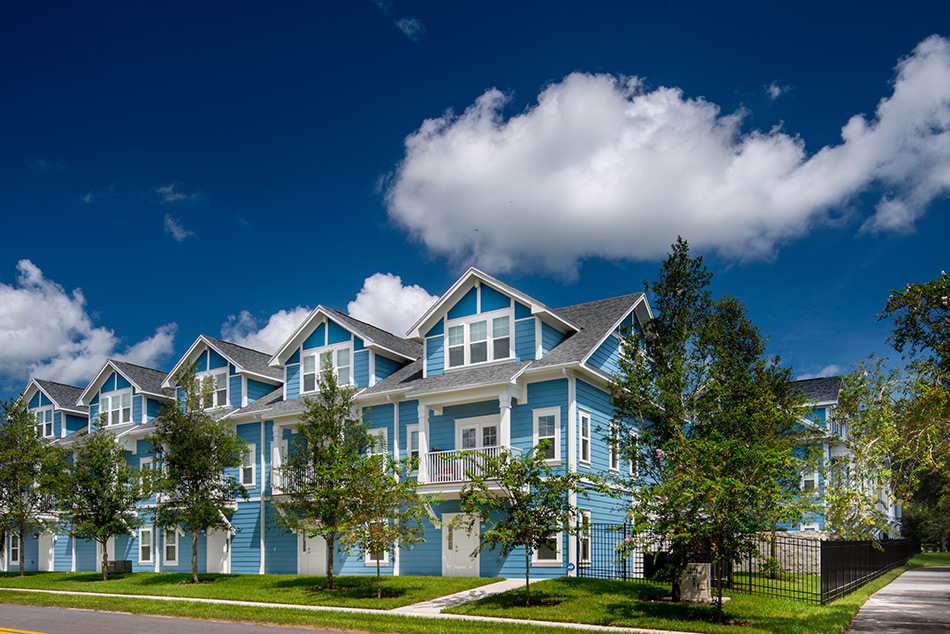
[681,563,711,602]
[106,560,132,574]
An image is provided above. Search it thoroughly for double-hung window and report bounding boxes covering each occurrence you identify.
[139,527,153,564]
[578,510,591,566]
[34,407,54,438]
[302,345,352,392]
[608,423,620,472]
[533,407,560,461]
[242,444,256,487]
[164,529,178,566]
[10,534,20,564]
[579,411,591,465]
[406,424,420,466]
[101,390,132,426]
[198,371,227,409]
[446,311,512,369]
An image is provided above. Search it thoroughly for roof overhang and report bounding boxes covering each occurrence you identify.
[163,335,282,389]
[78,360,167,406]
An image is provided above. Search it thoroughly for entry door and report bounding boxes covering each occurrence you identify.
[206,530,230,574]
[297,533,327,576]
[442,513,479,577]
[38,533,54,571]
[95,537,116,571]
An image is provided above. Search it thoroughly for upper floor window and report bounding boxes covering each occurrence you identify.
[302,344,351,392]
[533,407,560,462]
[197,371,227,409]
[579,411,591,465]
[33,406,54,438]
[446,311,511,369]
[101,390,132,426]
[241,443,256,487]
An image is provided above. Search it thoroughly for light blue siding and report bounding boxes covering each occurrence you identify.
[75,539,96,571]
[399,400,419,457]
[29,392,41,408]
[101,372,117,393]
[247,379,272,403]
[195,350,209,372]
[375,354,401,381]
[53,411,62,437]
[515,318,536,361]
[481,285,511,312]
[303,323,326,350]
[425,320,444,337]
[511,379,568,460]
[354,350,370,387]
[132,395,143,424]
[426,337,444,377]
[328,320,350,345]
[54,534,72,572]
[515,301,532,319]
[577,379,624,476]
[264,503,296,573]
[428,400,500,451]
[209,349,228,370]
[89,404,99,423]
[116,373,131,390]
[146,398,164,421]
[286,364,300,399]
[65,414,87,435]
[589,334,622,376]
[230,502,261,574]
[541,323,565,355]
[367,403,394,455]
[230,374,243,406]
[447,287,478,320]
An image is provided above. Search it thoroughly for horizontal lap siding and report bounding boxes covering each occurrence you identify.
[246,379,272,403]
[398,513,443,576]
[53,411,62,438]
[426,336,444,376]
[65,414,87,435]
[146,398,164,421]
[429,400,500,451]
[515,318,536,361]
[541,323,565,355]
[229,502,261,574]
[54,534,72,571]
[367,403,394,454]
[512,379,567,463]
[375,354,401,381]
[132,395,143,424]
[160,529,204,573]
[75,538,97,571]
[230,375,243,407]
[265,503,296,574]
[589,334,622,376]
[285,364,300,399]
[577,379,616,476]
[354,350,370,387]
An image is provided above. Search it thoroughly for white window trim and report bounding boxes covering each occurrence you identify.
[301,342,354,393]
[578,509,592,566]
[579,410,592,466]
[454,415,500,451]
[444,308,514,370]
[139,526,154,565]
[608,422,620,473]
[100,388,133,426]
[196,369,229,409]
[242,443,257,488]
[10,533,20,564]
[532,530,563,567]
[406,423,420,472]
[163,528,179,566]
[33,405,55,438]
[532,407,561,463]
[364,522,391,566]
[629,430,639,478]
[368,428,388,457]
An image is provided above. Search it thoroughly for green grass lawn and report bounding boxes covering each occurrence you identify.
[0,571,500,610]
[444,562,919,634]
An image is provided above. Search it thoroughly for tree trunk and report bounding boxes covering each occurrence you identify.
[524,548,531,607]
[18,522,25,577]
[101,539,110,581]
[716,556,724,624]
[376,556,381,599]
[770,524,778,580]
[940,535,947,552]
[191,527,199,583]
[326,534,335,590]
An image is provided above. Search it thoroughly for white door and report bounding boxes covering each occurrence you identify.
[95,537,116,572]
[442,513,479,577]
[38,533,54,572]
[206,529,230,574]
[297,533,327,575]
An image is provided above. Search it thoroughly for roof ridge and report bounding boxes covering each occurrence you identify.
[111,359,168,373]
[204,335,273,357]
[556,292,644,313]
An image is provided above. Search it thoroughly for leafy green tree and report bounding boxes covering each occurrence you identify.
[0,398,66,576]
[611,238,812,601]
[902,468,950,551]
[270,359,371,590]
[147,369,248,583]
[339,451,432,598]
[57,421,146,580]
[457,442,592,607]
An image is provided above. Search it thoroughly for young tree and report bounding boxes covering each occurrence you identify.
[611,238,812,600]
[147,369,248,583]
[0,398,66,576]
[57,422,146,580]
[270,360,371,590]
[340,452,432,598]
[457,442,592,607]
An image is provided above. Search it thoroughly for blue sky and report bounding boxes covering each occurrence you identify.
[1,1,947,398]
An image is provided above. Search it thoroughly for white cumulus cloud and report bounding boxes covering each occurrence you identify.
[164,214,195,242]
[385,35,950,277]
[0,260,176,388]
[221,307,311,354]
[154,182,201,203]
[765,81,790,101]
[796,364,844,380]
[347,273,438,336]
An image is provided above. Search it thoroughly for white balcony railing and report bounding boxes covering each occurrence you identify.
[423,446,521,485]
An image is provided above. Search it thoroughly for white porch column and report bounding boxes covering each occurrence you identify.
[499,395,512,448]
[417,402,429,484]
[567,371,578,576]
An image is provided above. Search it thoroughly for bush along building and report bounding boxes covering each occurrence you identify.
[8,267,887,576]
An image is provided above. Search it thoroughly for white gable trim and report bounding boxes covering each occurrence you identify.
[162,335,281,390]
[78,360,166,406]
[578,295,652,367]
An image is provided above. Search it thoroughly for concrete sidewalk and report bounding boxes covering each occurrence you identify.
[846,566,950,632]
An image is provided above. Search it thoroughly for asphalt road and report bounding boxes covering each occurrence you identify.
[846,566,950,633]
[0,603,334,634]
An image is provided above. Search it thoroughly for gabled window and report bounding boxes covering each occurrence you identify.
[445,311,512,369]
[579,411,591,465]
[33,406,54,438]
[101,390,132,426]
[533,407,560,461]
[198,371,228,409]
[302,344,352,392]
[242,443,256,487]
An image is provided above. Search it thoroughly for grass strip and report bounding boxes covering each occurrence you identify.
[0,572,500,610]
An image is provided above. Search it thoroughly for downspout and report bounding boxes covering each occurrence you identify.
[566,368,578,576]
[257,414,266,575]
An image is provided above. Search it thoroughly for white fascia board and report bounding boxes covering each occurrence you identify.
[237,370,283,385]
[19,380,40,406]
[269,305,325,367]
[365,342,416,363]
[161,336,210,388]
[580,295,649,367]
[77,359,119,406]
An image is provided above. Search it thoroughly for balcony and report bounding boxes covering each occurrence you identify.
[423,446,521,485]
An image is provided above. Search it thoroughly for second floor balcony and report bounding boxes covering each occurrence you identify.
[422,445,521,485]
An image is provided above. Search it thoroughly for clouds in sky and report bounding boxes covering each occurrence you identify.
[765,81,790,100]
[154,182,201,203]
[164,214,194,242]
[347,273,438,336]
[221,307,311,355]
[0,260,176,387]
[385,35,950,276]
[796,364,843,380]
[369,0,425,42]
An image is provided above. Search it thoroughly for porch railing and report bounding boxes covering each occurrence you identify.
[423,446,521,484]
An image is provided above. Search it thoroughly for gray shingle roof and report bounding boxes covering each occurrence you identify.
[203,336,283,381]
[533,294,644,368]
[110,360,170,397]
[793,376,842,404]
[362,360,530,398]
[228,386,300,418]
[323,307,422,360]
[33,380,88,413]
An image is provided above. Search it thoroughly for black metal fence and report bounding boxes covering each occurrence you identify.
[577,523,919,604]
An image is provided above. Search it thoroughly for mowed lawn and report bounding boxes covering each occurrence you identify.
[0,571,501,610]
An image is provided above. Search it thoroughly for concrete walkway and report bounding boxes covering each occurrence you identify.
[846,566,950,633]
[0,585,695,634]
